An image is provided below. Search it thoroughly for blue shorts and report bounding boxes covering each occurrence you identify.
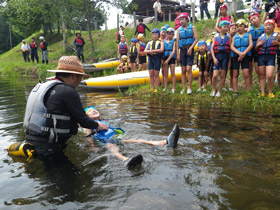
[213,53,229,70]
[180,48,194,66]
[232,56,252,70]
[258,54,276,66]
[148,55,161,70]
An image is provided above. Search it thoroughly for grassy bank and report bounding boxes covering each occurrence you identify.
[119,76,280,112]
[0,19,216,79]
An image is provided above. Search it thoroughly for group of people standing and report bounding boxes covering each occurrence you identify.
[20,36,48,64]
[116,2,280,98]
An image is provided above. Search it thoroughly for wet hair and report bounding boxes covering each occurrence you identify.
[139,18,143,22]
[175,6,184,12]
[31,37,35,40]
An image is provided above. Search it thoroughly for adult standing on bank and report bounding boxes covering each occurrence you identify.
[134,19,151,37]
[200,0,211,20]
[214,0,223,19]
[30,37,39,64]
[153,0,163,22]
[39,36,48,64]
[74,33,85,63]
[21,40,30,62]
[23,56,108,156]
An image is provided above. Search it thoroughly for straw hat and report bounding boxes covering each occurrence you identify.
[48,56,90,77]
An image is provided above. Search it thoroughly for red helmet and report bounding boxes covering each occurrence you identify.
[179,12,190,20]
[220,4,228,10]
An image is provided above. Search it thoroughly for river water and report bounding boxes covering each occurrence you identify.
[0,75,280,210]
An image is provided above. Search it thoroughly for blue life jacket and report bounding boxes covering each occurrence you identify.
[258,32,278,55]
[119,42,128,53]
[164,39,176,59]
[139,41,146,52]
[91,121,125,141]
[178,24,195,48]
[249,25,264,47]
[234,33,251,56]
[213,33,230,53]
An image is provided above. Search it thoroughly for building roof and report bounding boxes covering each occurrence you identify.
[126,0,191,16]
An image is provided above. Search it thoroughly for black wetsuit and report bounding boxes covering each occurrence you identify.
[26,79,99,156]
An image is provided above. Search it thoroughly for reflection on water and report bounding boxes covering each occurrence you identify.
[0,76,280,209]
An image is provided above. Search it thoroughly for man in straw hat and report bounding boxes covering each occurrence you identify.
[23,56,109,156]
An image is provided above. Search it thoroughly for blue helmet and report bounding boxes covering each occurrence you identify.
[166,27,175,34]
[84,106,96,113]
[152,28,160,34]
[197,40,207,47]
[165,24,170,29]
[131,38,137,43]
[160,26,167,32]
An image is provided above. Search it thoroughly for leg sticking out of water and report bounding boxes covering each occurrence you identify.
[121,124,180,149]
[105,143,143,167]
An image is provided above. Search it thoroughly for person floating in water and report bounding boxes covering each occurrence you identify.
[84,106,180,168]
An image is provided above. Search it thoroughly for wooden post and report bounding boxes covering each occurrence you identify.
[191,2,195,23]
[105,17,108,30]
[154,9,158,25]
[163,8,165,22]
[169,9,171,22]
[117,14,119,30]
[94,22,97,30]
[133,11,136,27]
[146,8,149,17]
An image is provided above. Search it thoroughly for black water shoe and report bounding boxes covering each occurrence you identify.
[125,154,143,167]
[167,124,180,148]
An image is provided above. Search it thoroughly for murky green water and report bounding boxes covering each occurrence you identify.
[0,75,280,209]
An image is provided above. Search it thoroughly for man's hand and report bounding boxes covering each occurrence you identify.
[97,122,109,131]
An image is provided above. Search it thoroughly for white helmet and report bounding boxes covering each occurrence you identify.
[39,36,44,40]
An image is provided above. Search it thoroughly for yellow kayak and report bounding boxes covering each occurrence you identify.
[80,66,199,89]
[83,60,120,72]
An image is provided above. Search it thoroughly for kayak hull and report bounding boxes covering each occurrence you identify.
[80,66,199,90]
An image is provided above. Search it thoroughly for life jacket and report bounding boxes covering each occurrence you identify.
[129,45,137,57]
[258,32,279,55]
[91,120,125,141]
[40,42,47,50]
[178,24,195,48]
[24,80,71,143]
[233,33,251,56]
[197,52,208,67]
[249,25,264,47]
[276,8,280,27]
[175,15,181,30]
[219,16,231,23]
[75,38,83,46]
[139,41,146,52]
[30,42,37,49]
[117,31,125,42]
[119,42,128,54]
[213,33,230,53]
[164,39,176,59]
[137,24,145,33]
[147,40,161,56]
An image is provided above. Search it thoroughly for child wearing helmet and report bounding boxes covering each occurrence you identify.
[196,41,210,93]
[162,27,177,93]
[248,12,264,85]
[216,4,234,33]
[176,12,198,95]
[117,55,130,74]
[134,18,151,37]
[39,36,48,64]
[84,106,180,167]
[136,34,147,71]
[256,19,280,98]
[211,20,231,97]
[144,28,164,92]
[231,19,253,93]
[207,32,216,86]
[128,38,138,72]
[118,35,128,60]
[160,26,167,41]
